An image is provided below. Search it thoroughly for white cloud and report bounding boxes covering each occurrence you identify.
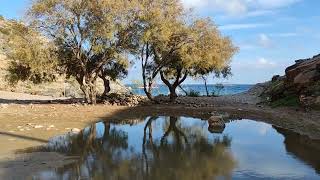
[214,0,248,16]
[254,0,301,9]
[181,0,301,16]
[220,23,270,30]
[232,57,278,69]
[258,33,273,48]
[181,0,208,8]
[256,58,277,67]
[270,32,298,37]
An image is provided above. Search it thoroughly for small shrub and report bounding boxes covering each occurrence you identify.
[211,83,224,96]
[270,95,300,108]
[187,90,200,97]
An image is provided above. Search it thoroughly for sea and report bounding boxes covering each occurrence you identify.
[126,84,253,96]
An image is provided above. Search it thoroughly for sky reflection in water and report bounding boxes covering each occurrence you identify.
[29,117,320,180]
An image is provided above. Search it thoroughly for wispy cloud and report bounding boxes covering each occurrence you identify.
[181,0,301,17]
[258,33,273,48]
[232,57,279,70]
[220,23,270,30]
[269,33,299,37]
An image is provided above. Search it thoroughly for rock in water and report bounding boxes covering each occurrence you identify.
[208,116,226,134]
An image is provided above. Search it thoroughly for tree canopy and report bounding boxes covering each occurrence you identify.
[1,20,58,85]
[146,17,237,101]
[28,0,138,104]
[1,0,238,103]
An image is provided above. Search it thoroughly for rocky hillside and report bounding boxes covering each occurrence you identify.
[262,54,320,109]
[0,17,129,98]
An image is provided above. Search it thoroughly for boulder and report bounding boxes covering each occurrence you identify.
[272,75,281,82]
[208,116,226,134]
[285,54,320,90]
[261,54,320,109]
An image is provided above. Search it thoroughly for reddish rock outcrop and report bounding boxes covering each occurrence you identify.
[285,54,320,92]
[263,54,320,109]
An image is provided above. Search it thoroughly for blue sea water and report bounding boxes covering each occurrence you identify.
[126,84,253,96]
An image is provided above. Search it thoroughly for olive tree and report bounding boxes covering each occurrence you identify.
[136,0,184,101]
[159,19,237,101]
[0,19,58,85]
[29,0,138,104]
[200,66,232,97]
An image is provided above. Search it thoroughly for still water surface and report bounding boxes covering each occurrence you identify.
[29,117,320,180]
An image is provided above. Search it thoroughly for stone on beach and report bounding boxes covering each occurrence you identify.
[34,125,44,129]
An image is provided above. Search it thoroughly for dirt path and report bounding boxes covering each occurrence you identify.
[0,90,70,104]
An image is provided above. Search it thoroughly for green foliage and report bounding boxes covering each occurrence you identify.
[100,57,129,82]
[270,95,300,108]
[0,0,238,103]
[308,81,320,96]
[264,80,285,95]
[187,90,200,97]
[158,19,236,101]
[1,20,58,85]
[28,0,137,103]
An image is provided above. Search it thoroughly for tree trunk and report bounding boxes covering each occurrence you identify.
[78,75,98,104]
[203,76,209,97]
[80,83,91,103]
[160,70,188,102]
[101,77,111,97]
[89,83,97,104]
[178,85,188,96]
[103,121,110,139]
[169,86,178,102]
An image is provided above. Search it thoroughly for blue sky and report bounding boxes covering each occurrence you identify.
[1,0,320,84]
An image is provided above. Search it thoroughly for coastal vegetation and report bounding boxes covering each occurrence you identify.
[0,0,236,104]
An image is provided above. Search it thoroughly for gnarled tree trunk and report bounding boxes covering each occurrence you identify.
[77,73,98,104]
[160,69,188,102]
[99,75,111,97]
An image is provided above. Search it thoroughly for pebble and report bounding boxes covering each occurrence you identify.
[34,125,43,129]
[0,104,9,109]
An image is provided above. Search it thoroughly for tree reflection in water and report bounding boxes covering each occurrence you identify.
[35,117,237,180]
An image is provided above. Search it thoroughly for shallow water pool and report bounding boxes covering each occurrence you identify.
[27,116,320,180]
